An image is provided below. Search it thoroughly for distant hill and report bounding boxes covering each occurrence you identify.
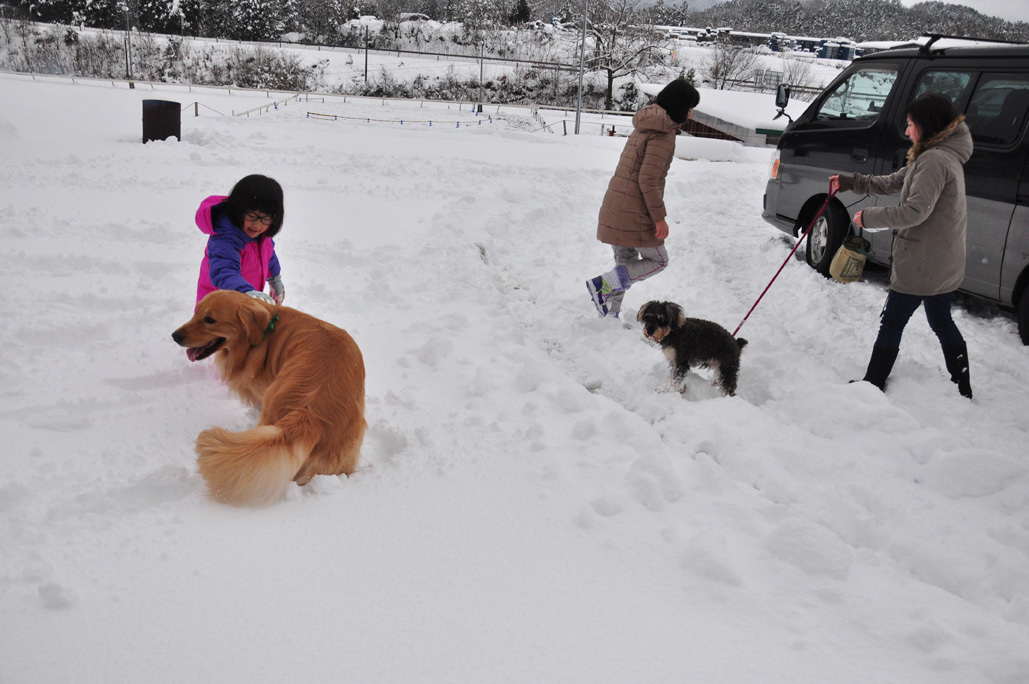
[685,0,1029,42]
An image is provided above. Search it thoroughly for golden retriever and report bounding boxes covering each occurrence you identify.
[172,290,366,506]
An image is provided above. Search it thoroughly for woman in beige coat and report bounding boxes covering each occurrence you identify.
[830,93,973,398]
[587,79,700,317]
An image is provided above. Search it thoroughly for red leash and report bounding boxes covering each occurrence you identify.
[732,184,838,337]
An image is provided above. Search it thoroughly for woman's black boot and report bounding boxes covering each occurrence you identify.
[861,345,899,391]
[942,342,973,399]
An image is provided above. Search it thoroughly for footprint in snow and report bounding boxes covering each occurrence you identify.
[39,583,76,609]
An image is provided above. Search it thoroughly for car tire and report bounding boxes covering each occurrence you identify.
[804,202,850,277]
[1018,286,1029,346]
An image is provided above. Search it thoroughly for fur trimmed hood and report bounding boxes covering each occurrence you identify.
[907,116,972,164]
[632,104,679,135]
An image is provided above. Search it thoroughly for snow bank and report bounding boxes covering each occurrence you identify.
[2,73,1028,684]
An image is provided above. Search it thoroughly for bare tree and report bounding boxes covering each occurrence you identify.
[577,0,665,110]
[705,39,760,90]
[0,5,13,46]
[780,54,817,91]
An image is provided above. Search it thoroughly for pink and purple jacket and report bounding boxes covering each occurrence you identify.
[194,195,281,306]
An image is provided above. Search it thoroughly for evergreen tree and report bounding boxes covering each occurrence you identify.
[18,0,74,24]
[509,0,530,25]
[650,0,688,27]
[295,0,354,41]
[80,0,124,29]
[137,0,185,34]
[279,0,300,33]
[226,0,281,41]
[174,0,207,36]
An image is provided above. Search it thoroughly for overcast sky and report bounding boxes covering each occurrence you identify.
[899,0,1027,23]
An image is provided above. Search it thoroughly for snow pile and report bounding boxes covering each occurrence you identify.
[1,73,1028,683]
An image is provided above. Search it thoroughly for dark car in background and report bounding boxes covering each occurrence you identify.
[762,39,1029,344]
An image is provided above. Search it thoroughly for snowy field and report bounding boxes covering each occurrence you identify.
[1,73,1028,683]
[2,18,849,102]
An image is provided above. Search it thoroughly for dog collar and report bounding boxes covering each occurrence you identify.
[263,314,279,341]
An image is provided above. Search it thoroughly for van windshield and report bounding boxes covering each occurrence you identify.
[815,66,900,122]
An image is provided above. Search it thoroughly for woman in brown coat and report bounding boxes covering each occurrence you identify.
[587,79,700,317]
[830,93,973,397]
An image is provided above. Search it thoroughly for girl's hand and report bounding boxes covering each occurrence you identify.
[247,290,275,305]
[853,210,864,228]
[267,275,285,305]
[655,219,669,240]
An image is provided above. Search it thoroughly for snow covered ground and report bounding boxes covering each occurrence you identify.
[1,73,1028,683]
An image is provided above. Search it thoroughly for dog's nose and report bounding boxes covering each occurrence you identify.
[172,330,185,345]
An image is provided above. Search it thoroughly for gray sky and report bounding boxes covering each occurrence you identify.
[898,0,1028,23]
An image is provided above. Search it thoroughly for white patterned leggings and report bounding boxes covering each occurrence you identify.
[606,244,669,315]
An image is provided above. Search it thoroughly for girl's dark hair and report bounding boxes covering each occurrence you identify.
[905,93,957,143]
[652,79,701,125]
[224,174,285,238]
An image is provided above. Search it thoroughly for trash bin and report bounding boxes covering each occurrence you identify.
[142,99,181,143]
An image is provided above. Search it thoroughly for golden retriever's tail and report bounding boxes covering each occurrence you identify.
[195,425,308,506]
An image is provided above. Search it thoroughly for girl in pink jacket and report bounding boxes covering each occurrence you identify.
[195,174,285,307]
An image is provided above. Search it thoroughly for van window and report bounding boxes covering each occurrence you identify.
[966,73,1029,146]
[912,70,975,106]
[815,66,899,122]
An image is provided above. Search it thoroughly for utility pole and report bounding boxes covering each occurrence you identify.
[123,3,133,85]
[364,25,369,83]
[574,2,587,134]
[478,42,484,108]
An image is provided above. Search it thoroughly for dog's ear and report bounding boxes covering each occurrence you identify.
[670,303,686,328]
[238,295,275,346]
[637,301,653,323]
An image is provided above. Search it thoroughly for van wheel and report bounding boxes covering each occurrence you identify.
[1018,287,1029,346]
[804,203,849,277]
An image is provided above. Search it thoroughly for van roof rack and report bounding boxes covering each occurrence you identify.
[917,33,1029,54]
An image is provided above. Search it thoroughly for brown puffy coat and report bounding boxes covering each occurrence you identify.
[597,104,679,248]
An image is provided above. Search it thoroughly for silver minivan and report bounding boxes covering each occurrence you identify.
[763,40,1029,344]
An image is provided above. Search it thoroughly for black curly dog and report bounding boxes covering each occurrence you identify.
[637,301,748,396]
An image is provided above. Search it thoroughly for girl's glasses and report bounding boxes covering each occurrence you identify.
[244,211,273,226]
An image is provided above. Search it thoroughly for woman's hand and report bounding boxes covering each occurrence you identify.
[655,219,669,240]
[829,175,840,194]
[853,210,864,228]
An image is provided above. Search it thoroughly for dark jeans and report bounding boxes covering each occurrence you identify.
[874,291,965,350]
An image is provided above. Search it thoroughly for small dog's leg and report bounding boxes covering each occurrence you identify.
[672,361,691,394]
[718,357,740,396]
[708,360,720,388]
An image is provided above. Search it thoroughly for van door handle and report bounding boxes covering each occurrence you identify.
[851,148,868,163]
